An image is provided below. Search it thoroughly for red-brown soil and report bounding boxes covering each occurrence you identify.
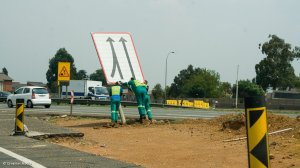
[47,113,300,168]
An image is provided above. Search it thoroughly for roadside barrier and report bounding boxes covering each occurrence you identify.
[51,98,209,109]
[14,99,25,135]
[49,98,300,110]
[245,96,270,168]
[166,99,210,109]
[52,99,164,107]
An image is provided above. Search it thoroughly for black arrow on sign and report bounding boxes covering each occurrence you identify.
[107,37,124,79]
[119,37,136,79]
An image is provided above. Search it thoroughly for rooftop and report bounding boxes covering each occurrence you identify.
[0,73,13,81]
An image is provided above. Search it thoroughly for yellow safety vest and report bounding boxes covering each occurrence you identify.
[134,80,146,87]
[112,86,120,95]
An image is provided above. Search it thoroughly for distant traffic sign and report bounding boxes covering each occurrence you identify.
[91,32,144,83]
[58,62,70,81]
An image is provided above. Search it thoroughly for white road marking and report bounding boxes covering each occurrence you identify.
[0,119,14,121]
[0,146,46,168]
[31,145,47,148]
[15,145,47,149]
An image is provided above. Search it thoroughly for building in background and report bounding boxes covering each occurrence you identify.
[11,82,27,92]
[27,81,47,87]
[11,81,47,92]
[0,73,13,92]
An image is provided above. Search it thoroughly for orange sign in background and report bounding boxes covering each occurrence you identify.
[58,62,70,81]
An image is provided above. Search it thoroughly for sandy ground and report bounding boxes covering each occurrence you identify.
[46,113,300,168]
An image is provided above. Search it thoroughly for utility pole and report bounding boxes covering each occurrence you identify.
[164,51,175,106]
[235,64,239,108]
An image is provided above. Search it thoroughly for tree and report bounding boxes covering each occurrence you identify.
[255,35,300,90]
[169,65,198,98]
[182,68,221,98]
[219,82,232,98]
[295,74,300,89]
[77,70,88,80]
[2,67,8,75]
[89,69,107,85]
[232,80,265,98]
[169,65,223,98]
[151,84,164,101]
[46,48,78,93]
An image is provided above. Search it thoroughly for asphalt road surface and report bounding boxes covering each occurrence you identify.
[0,103,237,120]
[0,102,237,168]
[0,102,141,168]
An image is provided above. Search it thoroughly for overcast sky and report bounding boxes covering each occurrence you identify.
[1,0,300,89]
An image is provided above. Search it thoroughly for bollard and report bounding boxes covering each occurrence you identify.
[14,99,25,135]
[245,96,270,168]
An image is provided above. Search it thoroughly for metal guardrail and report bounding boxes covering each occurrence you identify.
[51,98,176,108]
[54,98,300,110]
[0,97,176,108]
[4,98,299,110]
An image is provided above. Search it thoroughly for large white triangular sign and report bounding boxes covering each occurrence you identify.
[91,32,145,84]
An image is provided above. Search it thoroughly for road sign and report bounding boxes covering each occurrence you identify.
[58,62,70,81]
[245,96,270,168]
[91,32,145,83]
[14,99,24,135]
[70,90,74,116]
[70,90,74,104]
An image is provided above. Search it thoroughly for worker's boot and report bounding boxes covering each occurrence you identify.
[139,116,143,123]
[139,115,146,124]
[112,121,119,128]
[113,123,119,128]
[149,118,153,123]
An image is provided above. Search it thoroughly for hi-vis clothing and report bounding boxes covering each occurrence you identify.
[109,85,123,123]
[111,86,122,101]
[127,80,146,93]
[125,79,147,118]
[144,94,152,120]
[143,83,152,120]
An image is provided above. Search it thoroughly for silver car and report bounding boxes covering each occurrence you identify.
[7,86,51,108]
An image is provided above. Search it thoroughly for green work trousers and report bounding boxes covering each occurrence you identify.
[134,86,147,117]
[111,99,120,123]
[144,94,152,120]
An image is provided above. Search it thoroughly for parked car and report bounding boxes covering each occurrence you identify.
[0,91,11,102]
[7,86,51,108]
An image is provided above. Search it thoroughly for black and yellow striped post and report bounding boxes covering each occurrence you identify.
[14,99,25,135]
[245,96,270,168]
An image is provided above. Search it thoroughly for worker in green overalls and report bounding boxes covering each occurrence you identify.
[109,82,123,125]
[143,80,153,122]
[124,77,147,123]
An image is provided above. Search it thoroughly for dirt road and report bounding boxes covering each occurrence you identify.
[47,113,300,168]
